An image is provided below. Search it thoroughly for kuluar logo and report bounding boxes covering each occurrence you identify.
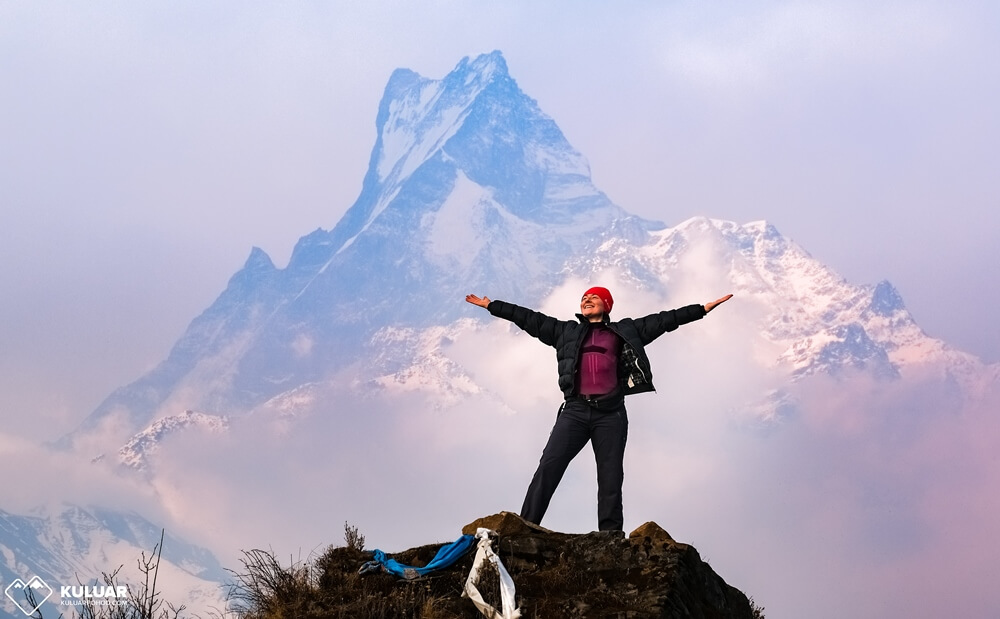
[4,575,54,616]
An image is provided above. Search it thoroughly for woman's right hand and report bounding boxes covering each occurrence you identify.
[465,294,491,308]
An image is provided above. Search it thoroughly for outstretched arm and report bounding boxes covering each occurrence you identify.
[703,294,733,313]
[464,294,568,347]
[465,294,492,309]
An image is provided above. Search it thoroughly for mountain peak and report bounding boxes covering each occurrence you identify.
[343,49,603,248]
[870,279,905,316]
[382,51,508,103]
[454,50,509,85]
[244,246,275,272]
[371,51,515,186]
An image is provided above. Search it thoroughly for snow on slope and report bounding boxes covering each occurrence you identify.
[357,215,993,414]
[0,504,226,616]
[115,411,229,473]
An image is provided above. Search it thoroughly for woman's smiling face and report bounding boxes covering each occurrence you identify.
[580,293,605,321]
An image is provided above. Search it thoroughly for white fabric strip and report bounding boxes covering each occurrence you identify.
[462,528,521,619]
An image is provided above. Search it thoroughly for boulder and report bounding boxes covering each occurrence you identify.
[461,510,554,536]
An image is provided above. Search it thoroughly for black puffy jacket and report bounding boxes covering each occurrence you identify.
[487,300,706,399]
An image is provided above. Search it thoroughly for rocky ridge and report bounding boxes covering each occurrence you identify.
[310,512,759,619]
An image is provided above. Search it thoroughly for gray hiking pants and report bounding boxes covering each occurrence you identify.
[519,396,629,531]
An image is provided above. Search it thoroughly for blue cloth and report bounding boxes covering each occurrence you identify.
[360,534,475,579]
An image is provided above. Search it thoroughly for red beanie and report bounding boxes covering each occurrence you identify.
[583,286,614,314]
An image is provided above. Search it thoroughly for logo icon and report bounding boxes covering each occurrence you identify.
[5,576,54,616]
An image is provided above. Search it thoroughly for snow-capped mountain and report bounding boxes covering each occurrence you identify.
[0,504,226,617]
[353,214,991,413]
[43,48,993,480]
[571,215,945,378]
[68,49,992,452]
[65,50,647,443]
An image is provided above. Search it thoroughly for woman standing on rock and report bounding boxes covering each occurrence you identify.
[465,287,732,532]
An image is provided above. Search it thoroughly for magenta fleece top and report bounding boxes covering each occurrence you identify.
[577,324,622,396]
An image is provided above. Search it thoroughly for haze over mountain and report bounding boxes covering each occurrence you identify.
[4,51,996,619]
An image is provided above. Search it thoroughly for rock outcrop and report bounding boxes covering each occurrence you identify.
[315,512,759,618]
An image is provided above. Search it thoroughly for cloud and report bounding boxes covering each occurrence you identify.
[657,2,955,93]
[0,429,156,518]
[640,366,1000,619]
